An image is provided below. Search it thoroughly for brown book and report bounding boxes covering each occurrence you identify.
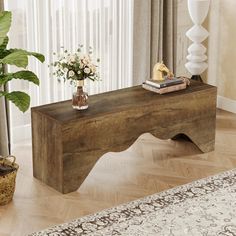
[142,82,186,94]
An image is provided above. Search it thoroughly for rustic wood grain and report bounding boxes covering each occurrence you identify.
[31,81,217,193]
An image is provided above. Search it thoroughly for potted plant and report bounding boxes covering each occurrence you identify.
[0,11,45,205]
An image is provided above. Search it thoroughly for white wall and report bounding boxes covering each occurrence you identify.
[208,0,236,113]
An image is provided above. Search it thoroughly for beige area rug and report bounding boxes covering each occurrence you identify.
[29,168,236,236]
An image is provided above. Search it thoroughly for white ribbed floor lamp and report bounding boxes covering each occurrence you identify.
[185,0,210,82]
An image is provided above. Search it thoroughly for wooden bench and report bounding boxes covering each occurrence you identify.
[31,81,217,193]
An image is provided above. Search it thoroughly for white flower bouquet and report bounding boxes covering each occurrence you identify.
[52,45,99,83]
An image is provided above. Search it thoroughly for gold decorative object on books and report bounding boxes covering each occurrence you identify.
[152,61,174,81]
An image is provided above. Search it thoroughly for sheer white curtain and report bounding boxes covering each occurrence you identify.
[4,0,133,147]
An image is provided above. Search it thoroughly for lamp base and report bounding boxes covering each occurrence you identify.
[191,75,203,82]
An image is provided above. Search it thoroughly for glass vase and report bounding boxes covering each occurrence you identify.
[72,80,88,110]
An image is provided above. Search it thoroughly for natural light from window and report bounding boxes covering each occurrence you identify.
[4,0,134,148]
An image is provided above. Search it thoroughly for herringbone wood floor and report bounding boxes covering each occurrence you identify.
[0,109,236,236]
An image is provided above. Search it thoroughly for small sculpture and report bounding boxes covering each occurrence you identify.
[152,62,174,81]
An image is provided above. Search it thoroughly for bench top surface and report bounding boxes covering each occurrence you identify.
[31,81,216,123]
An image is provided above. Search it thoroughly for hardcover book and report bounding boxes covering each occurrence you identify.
[142,82,186,94]
[145,77,183,88]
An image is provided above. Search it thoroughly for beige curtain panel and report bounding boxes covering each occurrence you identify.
[133,0,177,85]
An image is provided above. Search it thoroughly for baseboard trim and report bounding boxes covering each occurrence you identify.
[217,95,236,114]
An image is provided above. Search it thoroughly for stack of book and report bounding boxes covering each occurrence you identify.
[142,77,186,94]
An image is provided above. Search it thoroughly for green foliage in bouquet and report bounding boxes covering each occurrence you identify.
[0,11,45,112]
[51,45,99,84]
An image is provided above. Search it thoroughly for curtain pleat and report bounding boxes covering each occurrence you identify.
[132,0,151,86]
[133,0,177,85]
[0,0,10,156]
[162,0,177,73]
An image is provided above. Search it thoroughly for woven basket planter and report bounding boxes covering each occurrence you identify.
[0,156,19,206]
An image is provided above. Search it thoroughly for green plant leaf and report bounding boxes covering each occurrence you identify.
[27,51,45,63]
[0,36,9,52]
[1,48,45,64]
[0,48,13,59]
[0,70,40,86]
[0,91,30,112]
[0,11,11,46]
[11,49,45,63]
[0,50,29,68]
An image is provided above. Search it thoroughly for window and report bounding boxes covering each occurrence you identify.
[4,0,133,147]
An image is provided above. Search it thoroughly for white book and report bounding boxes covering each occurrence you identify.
[146,78,183,88]
[142,82,187,94]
